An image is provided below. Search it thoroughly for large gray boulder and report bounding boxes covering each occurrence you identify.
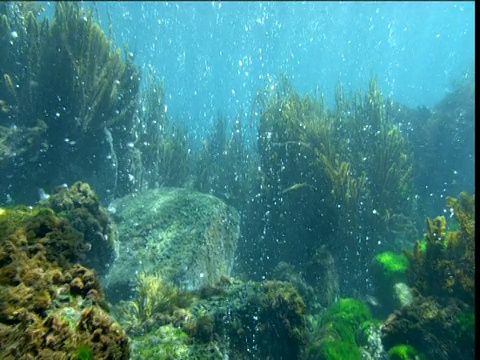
[103,188,240,302]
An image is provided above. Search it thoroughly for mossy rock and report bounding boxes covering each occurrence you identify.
[454,310,475,344]
[105,188,240,303]
[371,251,410,315]
[308,338,362,360]
[46,181,118,276]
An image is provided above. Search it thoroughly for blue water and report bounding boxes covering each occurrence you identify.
[40,1,474,136]
[83,2,474,132]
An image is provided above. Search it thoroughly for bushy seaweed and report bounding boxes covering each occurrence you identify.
[405,192,475,305]
[252,75,416,294]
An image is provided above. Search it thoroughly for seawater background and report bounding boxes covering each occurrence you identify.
[42,1,474,138]
[100,2,474,130]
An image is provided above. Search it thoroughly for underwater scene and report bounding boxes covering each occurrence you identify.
[0,1,475,359]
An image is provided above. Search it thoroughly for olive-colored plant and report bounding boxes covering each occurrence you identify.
[405,192,475,305]
[253,74,416,293]
[128,68,191,190]
[194,112,259,209]
[114,271,193,335]
[0,1,140,204]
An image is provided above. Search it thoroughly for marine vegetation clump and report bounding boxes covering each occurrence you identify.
[117,276,308,359]
[305,298,375,360]
[113,271,193,336]
[130,325,191,359]
[381,294,474,360]
[403,74,475,216]
[387,344,425,360]
[194,112,260,210]
[126,68,192,191]
[0,1,140,204]
[191,279,308,360]
[369,250,410,315]
[373,251,409,285]
[0,204,130,359]
[45,181,118,276]
[404,192,475,305]
[381,192,475,359]
[252,74,416,294]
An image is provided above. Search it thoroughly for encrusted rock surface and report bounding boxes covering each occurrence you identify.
[104,188,240,302]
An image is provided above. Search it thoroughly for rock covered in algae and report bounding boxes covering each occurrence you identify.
[0,206,130,359]
[45,181,119,277]
[104,188,240,302]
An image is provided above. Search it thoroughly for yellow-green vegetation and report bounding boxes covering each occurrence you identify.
[131,325,191,359]
[75,344,94,360]
[306,298,374,360]
[370,250,411,316]
[405,192,475,305]
[113,271,193,335]
[373,251,409,284]
[260,280,307,344]
[0,206,84,269]
[388,344,425,360]
[454,309,475,344]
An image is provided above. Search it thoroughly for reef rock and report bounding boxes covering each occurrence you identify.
[0,206,130,359]
[104,188,240,302]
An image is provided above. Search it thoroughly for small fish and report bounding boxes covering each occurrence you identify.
[363,294,380,307]
[281,182,316,194]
